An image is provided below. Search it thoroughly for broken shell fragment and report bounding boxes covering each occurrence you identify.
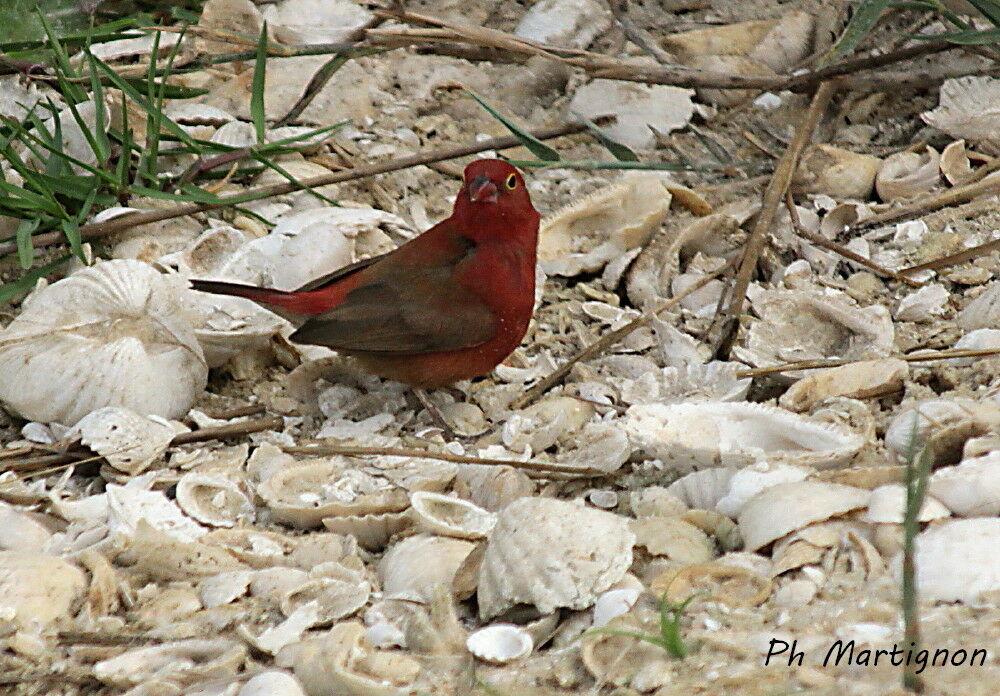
[280,564,370,625]
[409,491,496,540]
[568,80,695,150]
[778,359,908,412]
[667,468,735,511]
[922,75,1000,149]
[0,552,86,629]
[0,260,207,425]
[477,497,634,619]
[941,139,976,185]
[738,481,870,551]
[93,638,246,689]
[864,484,951,523]
[899,518,1000,602]
[379,534,474,603]
[884,398,1000,467]
[631,516,715,563]
[875,146,940,201]
[929,451,1000,516]
[240,671,306,696]
[651,562,772,607]
[626,402,863,471]
[176,471,255,528]
[77,407,183,474]
[715,462,810,518]
[793,144,882,200]
[466,624,534,664]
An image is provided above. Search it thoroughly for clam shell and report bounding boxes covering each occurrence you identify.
[580,614,671,686]
[0,260,207,425]
[592,588,641,627]
[94,638,245,689]
[538,174,675,276]
[715,462,810,518]
[378,534,474,603]
[0,504,52,553]
[630,486,688,517]
[778,359,908,412]
[293,621,420,696]
[477,497,634,619]
[240,671,306,696]
[958,280,1000,330]
[501,396,593,453]
[864,484,951,523]
[466,624,534,664]
[875,146,940,201]
[884,398,1000,467]
[322,511,413,551]
[258,460,408,528]
[735,286,894,380]
[568,82,694,151]
[409,492,496,540]
[630,516,715,563]
[202,528,296,567]
[898,518,1000,602]
[129,520,248,581]
[626,402,864,471]
[651,562,772,607]
[77,407,183,474]
[667,468,735,510]
[452,464,536,512]
[895,283,949,322]
[940,139,976,185]
[514,0,611,48]
[738,481,870,551]
[929,451,1000,516]
[793,144,882,199]
[263,0,375,44]
[177,471,255,528]
[922,75,1000,148]
[0,552,86,628]
[280,563,370,625]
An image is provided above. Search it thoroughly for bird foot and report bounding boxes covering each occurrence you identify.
[412,388,494,442]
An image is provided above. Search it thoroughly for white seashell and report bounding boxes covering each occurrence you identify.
[409,492,496,540]
[0,260,207,425]
[86,31,180,62]
[477,498,634,619]
[735,286,894,380]
[128,520,247,581]
[650,561,772,607]
[715,462,810,518]
[555,420,632,474]
[378,534,474,603]
[466,624,533,664]
[663,11,812,71]
[569,80,695,150]
[793,144,882,199]
[199,570,254,608]
[894,284,949,322]
[293,621,420,696]
[501,396,593,453]
[940,139,976,185]
[77,407,183,474]
[452,464,536,512]
[322,510,413,551]
[94,638,246,689]
[176,472,255,528]
[164,102,235,126]
[884,398,1000,466]
[592,588,641,628]
[951,328,1000,365]
[922,76,1000,148]
[667,468,736,510]
[875,146,940,201]
[897,518,1000,602]
[864,484,951,523]
[263,0,374,45]
[246,601,320,656]
[738,482,870,551]
[239,671,306,696]
[958,281,1000,330]
[626,402,864,471]
[515,0,610,47]
[0,552,86,628]
[630,486,688,517]
[538,174,675,276]
[190,293,286,368]
[586,489,619,509]
[0,504,52,553]
[106,484,207,542]
[280,564,370,624]
[630,516,715,563]
[929,451,1000,516]
[258,460,408,529]
[202,527,295,567]
[778,359,908,412]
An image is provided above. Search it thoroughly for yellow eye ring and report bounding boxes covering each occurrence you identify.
[504,173,518,189]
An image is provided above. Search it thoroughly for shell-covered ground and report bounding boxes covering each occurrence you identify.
[3,0,1000,694]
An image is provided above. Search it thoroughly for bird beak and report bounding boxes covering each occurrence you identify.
[468,175,499,203]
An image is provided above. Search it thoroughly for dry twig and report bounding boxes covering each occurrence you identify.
[737,347,1000,378]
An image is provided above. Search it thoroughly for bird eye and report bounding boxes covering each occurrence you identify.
[504,173,518,189]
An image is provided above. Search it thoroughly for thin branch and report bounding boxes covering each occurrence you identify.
[713,80,838,360]
[0,120,599,258]
[900,236,1000,276]
[170,415,285,445]
[737,347,1000,378]
[512,257,738,410]
[784,190,922,287]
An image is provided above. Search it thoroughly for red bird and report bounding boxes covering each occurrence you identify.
[190,159,540,430]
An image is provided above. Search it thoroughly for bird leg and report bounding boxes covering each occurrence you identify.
[412,388,492,441]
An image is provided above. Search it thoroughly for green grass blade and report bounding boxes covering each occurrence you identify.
[468,89,560,161]
[251,153,336,206]
[966,0,1000,26]
[137,27,164,186]
[85,51,111,164]
[35,6,85,101]
[252,23,269,145]
[587,627,669,651]
[572,112,638,162]
[818,0,894,68]
[0,254,71,305]
[504,158,706,171]
[61,218,87,264]
[14,218,40,269]
[920,27,1000,44]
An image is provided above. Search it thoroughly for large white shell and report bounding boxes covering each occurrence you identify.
[898,518,1000,602]
[466,624,534,664]
[864,484,951,523]
[515,0,611,48]
[477,497,634,619]
[875,146,940,201]
[0,552,86,628]
[884,398,1000,467]
[739,482,869,551]
[667,468,736,510]
[568,81,694,150]
[76,407,183,474]
[322,510,413,551]
[625,402,864,471]
[378,534,474,603]
[409,492,496,540]
[177,471,255,527]
[715,462,811,518]
[262,0,374,44]
[735,286,894,379]
[240,671,306,696]
[0,260,207,425]
[93,638,246,689]
[922,76,1000,148]
[538,174,675,276]
[929,451,1000,516]
[280,563,371,624]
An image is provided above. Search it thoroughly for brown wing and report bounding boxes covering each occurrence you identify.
[293,252,390,292]
[288,242,495,354]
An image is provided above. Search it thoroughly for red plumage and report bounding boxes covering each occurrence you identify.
[190,159,541,388]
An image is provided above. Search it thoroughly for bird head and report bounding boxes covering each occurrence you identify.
[458,159,538,223]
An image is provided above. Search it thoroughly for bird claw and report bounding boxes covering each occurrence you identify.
[412,388,494,442]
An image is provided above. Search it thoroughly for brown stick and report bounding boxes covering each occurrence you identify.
[784,191,922,287]
[170,415,285,445]
[512,257,738,410]
[283,443,605,478]
[713,80,838,360]
[737,347,1000,378]
[900,237,1000,276]
[0,120,597,258]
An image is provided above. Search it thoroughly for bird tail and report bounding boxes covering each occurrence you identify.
[189,279,315,318]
